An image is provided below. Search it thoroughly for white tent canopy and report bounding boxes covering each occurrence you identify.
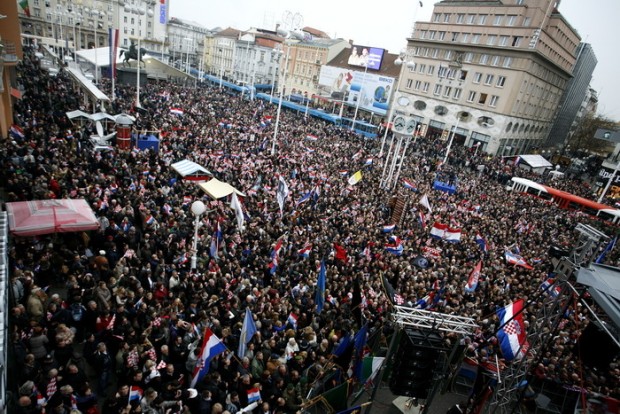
[199,178,245,200]
[171,160,212,178]
[516,154,553,174]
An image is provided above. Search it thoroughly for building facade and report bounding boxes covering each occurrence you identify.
[167,17,210,70]
[546,42,597,148]
[395,0,582,155]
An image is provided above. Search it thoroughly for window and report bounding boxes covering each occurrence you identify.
[503,57,513,68]
[473,72,482,83]
[432,49,439,58]
[497,76,506,87]
[507,15,517,26]
[406,79,413,89]
[459,70,468,81]
[491,55,500,66]
[479,14,487,25]
[438,31,446,40]
[447,69,457,79]
[414,80,422,90]
[438,66,448,78]
[445,50,453,60]
[499,35,509,46]
[422,82,430,93]
[467,91,476,102]
[434,84,442,96]
[443,13,451,23]
[451,32,459,42]
[493,15,503,25]
[484,74,494,85]
[467,14,476,24]
[427,66,435,76]
[464,52,473,63]
[420,30,427,39]
[457,14,465,23]
[418,64,426,74]
[479,54,489,64]
[487,35,497,45]
[472,34,481,44]
[512,36,522,47]
[453,88,462,100]
[461,33,469,43]
[124,16,127,23]
[478,93,488,104]
[429,31,436,40]
[433,13,441,23]
[443,86,452,98]
[523,17,531,26]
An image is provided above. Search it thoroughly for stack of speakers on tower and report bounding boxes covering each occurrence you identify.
[389,328,447,399]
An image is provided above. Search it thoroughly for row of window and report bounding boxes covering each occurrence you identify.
[432,6,529,27]
[419,30,525,48]
[405,79,501,108]
[406,62,508,89]
[413,47,514,69]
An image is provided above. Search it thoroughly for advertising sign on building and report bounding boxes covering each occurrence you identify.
[317,66,394,116]
[347,45,385,71]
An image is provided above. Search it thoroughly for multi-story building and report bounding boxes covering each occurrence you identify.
[17,0,168,58]
[395,0,582,155]
[167,17,211,70]
[1,1,23,139]
[231,29,284,90]
[546,42,597,148]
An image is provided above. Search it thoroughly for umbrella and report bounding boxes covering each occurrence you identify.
[6,199,100,237]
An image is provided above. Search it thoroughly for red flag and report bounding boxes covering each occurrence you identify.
[333,243,349,264]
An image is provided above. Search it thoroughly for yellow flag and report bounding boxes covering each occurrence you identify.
[347,170,363,186]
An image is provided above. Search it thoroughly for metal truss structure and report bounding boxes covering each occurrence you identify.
[392,306,479,336]
[487,224,610,414]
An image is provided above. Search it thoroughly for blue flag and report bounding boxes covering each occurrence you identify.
[596,236,617,264]
[315,259,326,313]
[237,308,258,358]
[353,323,369,380]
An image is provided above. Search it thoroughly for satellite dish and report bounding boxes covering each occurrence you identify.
[96,121,104,137]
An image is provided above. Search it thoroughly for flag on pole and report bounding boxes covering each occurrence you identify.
[464,261,482,293]
[444,227,462,243]
[170,108,184,116]
[268,239,284,274]
[382,224,396,233]
[353,323,369,380]
[230,192,246,231]
[385,236,404,255]
[496,300,528,361]
[19,0,30,17]
[381,275,405,305]
[305,134,319,141]
[247,387,261,403]
[419,194,432,212]
[360,356,385,384]
[540,278,561,297]
[276,175,290,216]
[237,308,258,358]
[402,179,418,191]
[128,386,143,403]
[315,259,326,313]
[475,233,488,253]
[108,28,119,78]
[504,251,533,270]
[347,170,363,186]
[190,328,226,387]
[298,243,312,258]
[287,312,298,330]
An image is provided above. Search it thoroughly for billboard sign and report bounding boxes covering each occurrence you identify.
[347,45,385,70]
[317,66,394,116]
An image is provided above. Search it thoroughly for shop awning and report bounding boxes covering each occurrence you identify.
[198,178,245,200]
[171,160,212,178]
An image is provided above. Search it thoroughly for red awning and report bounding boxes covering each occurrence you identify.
[6,199,100,237]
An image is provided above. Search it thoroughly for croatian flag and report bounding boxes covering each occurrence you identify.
[10,125,25,140]
[128,386,143,402]
[170,108,184,116]
[496,300,528,361]
[415,292,435,309]
[190,328,226,387]
[269,239,284,274]
[540,278,561,297]
[108,28,119,78]
[364,158,373,166]
[430,222,447,239]
[287,312,298,330]
[418,212,426,228]
[464,261,482,293]
[385,236,404,256]
[296,191,312,206]
[339,170,349,177]
[402,179,417,191]
[382,224,396,233]
[504,251,533,270]
[247,387,261,403]
[475,233,488,253]
[306,134,318,142]
[445,227,462,243]
[298,244,312,258]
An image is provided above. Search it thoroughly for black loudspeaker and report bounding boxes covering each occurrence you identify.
[548,245,570,259]
[389,329,444,399]
[576,322,618,370]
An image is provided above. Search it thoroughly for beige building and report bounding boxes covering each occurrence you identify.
[396,0,581,155]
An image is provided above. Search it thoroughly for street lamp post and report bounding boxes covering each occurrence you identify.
[351,63,369,131]
[380,52,415,157]
[271,42,290,155]
[443,115,462,165]
[190,200,207,270]
[270,48,282,103]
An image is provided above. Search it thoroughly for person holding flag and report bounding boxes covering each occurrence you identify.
[315,259,326,313]
[238,308,258,358]
[190,328,226,387]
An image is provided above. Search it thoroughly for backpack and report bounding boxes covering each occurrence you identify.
[71,303,84,322]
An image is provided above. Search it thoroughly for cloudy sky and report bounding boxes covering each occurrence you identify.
[170,0,620,121]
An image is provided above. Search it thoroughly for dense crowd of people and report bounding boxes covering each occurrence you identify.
[4,46,620,414]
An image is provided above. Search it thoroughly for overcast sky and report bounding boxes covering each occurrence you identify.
[170,0,620,121]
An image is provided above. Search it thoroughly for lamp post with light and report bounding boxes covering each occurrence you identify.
[190,200,207,270]
[271,39,291,155]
